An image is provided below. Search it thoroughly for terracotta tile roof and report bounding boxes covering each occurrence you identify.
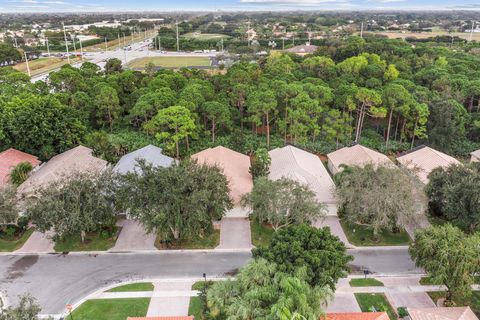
[327,144,394,174]
[325,312,390,320]
[191,146,252,204]
[17,145,108,197]
[397,145,461,184]
[269,146,337,214]
[408,307,478,320]
[0,148,40,188]
[127,317,194,320]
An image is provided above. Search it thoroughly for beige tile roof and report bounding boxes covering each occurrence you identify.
[269,146,336,205]
[191,146,253,204]
[397,146,461,184]
[408,307,478,320]
[327,144,394,173]
[17,145,108,197]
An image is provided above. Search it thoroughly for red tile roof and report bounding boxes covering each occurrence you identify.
[325,312,390,320]
[0,148,40,188]
[127,317,194,320]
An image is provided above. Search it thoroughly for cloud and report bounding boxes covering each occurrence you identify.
[240,0,346,3]
[369,0,406,2]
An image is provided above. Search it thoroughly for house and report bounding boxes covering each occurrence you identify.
[114,145,175,175]
[17,146,108,198]
[325,312,389,320]
[191,146,253,205]
[471,149,480,162]
[285,43,319,56]
[0,148,40,189]
[127,317,194,320]
[396,145,461,184]
[269,146,338,215]
[327,144,394,175]
[408,307,478,320]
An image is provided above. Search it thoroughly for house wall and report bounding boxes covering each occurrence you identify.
[327,158,339,175]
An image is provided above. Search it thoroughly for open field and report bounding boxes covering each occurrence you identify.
[13,57,81,76]
[83,30,157,52]
[363,31,480,42]
[182,32,230,40]
[128,56,211,69]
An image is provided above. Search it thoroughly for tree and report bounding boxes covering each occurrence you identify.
[144,106,196,159]
[0,186,18,233]
[249,148,271,179]
[0,294,42,320]
[426,163,480,233]
[27,171,117,243]
[354,88,384,142]
[409,224,480,304]
[253,224,352,289]
[335,164,418,238]
[104,58,123,74]
[116,160,232,241]
[10,162,33,186]
[95,85,121,130]
[203,101,232,143]
[206,259,331,320]
[247,89,277,147]
[129,88,177,126]
[382,83,413,147]
[243,177,325,231]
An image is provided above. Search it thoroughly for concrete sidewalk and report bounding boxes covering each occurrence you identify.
[147,280,195,317]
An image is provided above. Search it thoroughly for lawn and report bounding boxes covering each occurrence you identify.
[13,57,81,76]
[70,298,150,320]
[155,230,220,249]
[355,293,397,320]
[106,282,154,292]
[192,281,214,291]
[188,296,203,319]
[250,220,275,248]
[128,56,211,69]
[350,278,384,287]
[340,220,410,246]
[0,228,34,252]
[427,291,480,315]
[54,228,119,252]
[182,32,230,40]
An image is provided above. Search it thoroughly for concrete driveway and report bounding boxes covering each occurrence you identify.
[216,217,252,249]
[327,293,361,312]
[111,220,156,252]
[314,216,354,248]
[15,231,54,253]
[147,280,194,316]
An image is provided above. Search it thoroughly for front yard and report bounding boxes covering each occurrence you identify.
[355,293,397,320]
[154,230,220,249]
[427,291,480,316]
[250,220,275,247]
[106,282,154,292]
[350,278,384,287]
[0,227,34,252]
[70,298,150,320]
[54,227,120,252]
[340,220,410,246]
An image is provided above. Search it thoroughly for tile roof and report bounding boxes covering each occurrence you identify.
[17,145,108,197]
[325,312,390,320]
[191,146,253,204]
[113,145,176,174]
[397,145,461,184]
[127,317,194,320]
[285,44,319,54]
[0,148,40,188]
[269,145,336,205]
[408,307,479,320]
[327,144,394,174]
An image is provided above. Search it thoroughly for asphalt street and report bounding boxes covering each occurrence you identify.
[0,248,421,315]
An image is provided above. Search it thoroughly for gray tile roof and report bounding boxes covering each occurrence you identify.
[114,145,175,174]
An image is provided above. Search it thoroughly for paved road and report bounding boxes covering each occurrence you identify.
[0,248,421,315]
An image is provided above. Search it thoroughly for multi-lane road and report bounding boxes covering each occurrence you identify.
[0,248,421,315]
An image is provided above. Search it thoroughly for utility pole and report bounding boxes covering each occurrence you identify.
[13,37,18,48]
[360,21,364,38]
[123,33,126,47]
[176,20,180,52]
[469,21,475,42]
[46,37,51,57]
[24,51,31,77]
[118,33,121,48]
[62,22,71,64]
[79,39,83,61]
[72,34,77,56]
[104,37,108,52]
[221,38,224,52]
[159,36,161,51]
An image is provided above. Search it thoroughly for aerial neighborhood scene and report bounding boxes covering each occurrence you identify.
[0,0,480,319]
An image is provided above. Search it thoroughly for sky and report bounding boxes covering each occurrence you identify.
[0,0,479,13]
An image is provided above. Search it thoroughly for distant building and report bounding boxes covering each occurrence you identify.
[327,144,394,175]
[285,42,318,56]
[0,148,40,189]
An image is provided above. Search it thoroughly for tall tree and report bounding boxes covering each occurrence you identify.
[95,85,121,130]
[247,89,277,147]
[354,88,384,142]
[203,101,231,143]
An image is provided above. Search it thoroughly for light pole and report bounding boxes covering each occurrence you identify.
[62,22,71,64]
[24,51,31,77]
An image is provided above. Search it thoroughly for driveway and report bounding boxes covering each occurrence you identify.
[147,280,194,316]
[216,217,252,250]
[327,293,361,312]
[111,220,156,252]
[387,292,435,309]
[15,231,54,253]
[314,216,354,248]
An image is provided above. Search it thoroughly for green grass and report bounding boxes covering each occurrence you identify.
[340,220,410,246]
[70,298,150,320]
[192,281,214,291]
[350,278,384,287]
[182,32,230,40]
[250,220,275,248]
[355,293,397,320]
[106,282,154,292]
[54,228,119,252]
[0,228,34,252]
[128,56,211,69]
[427,291,480,315]
[155,230,220,249]
[188,296,203,319]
